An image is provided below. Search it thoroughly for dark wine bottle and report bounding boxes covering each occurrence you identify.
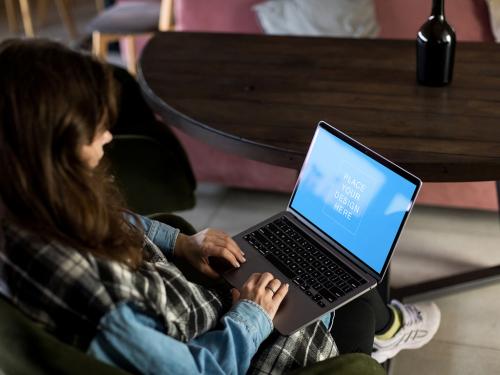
[416,0,456,86]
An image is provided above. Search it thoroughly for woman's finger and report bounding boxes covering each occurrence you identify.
[267,278,282,294]
[226,235,245,256]
[272,283,289,304]
[255,272,275,290]
[209,235,246,263]
[243,273,261,289]
[206,244,241,268]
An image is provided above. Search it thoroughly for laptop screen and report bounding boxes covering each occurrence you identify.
[290,124,419,275]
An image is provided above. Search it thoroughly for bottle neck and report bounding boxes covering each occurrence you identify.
[431,0,445,19]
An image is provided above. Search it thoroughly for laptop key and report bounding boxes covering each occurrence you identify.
[342,285,353,293]
[311,282,321,290]
[318,288,337,303]
[265,254,296,279]
[329,286,345,298]
[328,264,338,271]
[349,279,360,288]
[293,276,304,285]
[268,224,281,235]
[312,294,323,301]
[258,248,268,255]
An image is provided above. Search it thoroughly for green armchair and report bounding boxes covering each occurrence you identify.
[0,293,384,375]
[104,65,197,215]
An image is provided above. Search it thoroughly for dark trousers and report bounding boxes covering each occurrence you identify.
[330,277,392,355]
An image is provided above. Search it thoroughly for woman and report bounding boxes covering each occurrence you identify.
[0,39,439,374]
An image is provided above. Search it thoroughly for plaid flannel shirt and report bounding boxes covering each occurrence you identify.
[0,221,337,374]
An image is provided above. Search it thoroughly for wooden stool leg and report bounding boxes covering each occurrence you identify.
[95,0,104,13]
[5,0,19,33]
[124,36,137,76]
[54,0,78,40]
[37,0,49,27]
[92,31,109,60]
[18,0,35,37]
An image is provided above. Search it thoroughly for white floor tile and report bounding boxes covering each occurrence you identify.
[208,188,289,235]
[432,283,500,350]
[391,206,500,287]
[391,339,500,375]
[173,183,228,231]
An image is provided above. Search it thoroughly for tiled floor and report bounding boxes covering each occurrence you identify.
[2,2,500,374]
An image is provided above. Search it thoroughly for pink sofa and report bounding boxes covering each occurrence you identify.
[130,0,499,211]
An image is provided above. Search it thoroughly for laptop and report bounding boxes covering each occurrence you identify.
[223,121,422,335]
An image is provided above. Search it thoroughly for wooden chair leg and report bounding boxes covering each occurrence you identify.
[124,36,137,76]
[18,0,35,37]
[5,0,19,33]
[54,0,78,40]
[159,0,174,31]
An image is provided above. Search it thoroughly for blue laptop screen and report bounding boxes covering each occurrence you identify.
[290,127,417,274]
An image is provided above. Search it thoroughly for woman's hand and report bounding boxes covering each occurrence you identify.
[174,229,246,278]
[231,272,289,320]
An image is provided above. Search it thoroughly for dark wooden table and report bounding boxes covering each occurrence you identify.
[138,32,500,300]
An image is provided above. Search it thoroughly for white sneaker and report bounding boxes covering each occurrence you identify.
[372,299,441,363]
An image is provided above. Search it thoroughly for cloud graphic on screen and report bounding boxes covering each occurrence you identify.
[384,194,411,216]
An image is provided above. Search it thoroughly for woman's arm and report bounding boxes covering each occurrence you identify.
[126,213,246,278]
[88,301,273,375]
[125,213,179,258]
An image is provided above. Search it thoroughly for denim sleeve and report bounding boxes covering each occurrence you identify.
[124,213,180,259]
[87,301,273,375]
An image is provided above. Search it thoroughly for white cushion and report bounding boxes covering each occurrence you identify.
[253,0,379,38]
[486,0,500,42]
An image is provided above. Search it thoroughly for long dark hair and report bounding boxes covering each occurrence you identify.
[0,39,143,268]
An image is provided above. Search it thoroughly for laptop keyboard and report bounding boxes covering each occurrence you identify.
[243,216,367,308]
